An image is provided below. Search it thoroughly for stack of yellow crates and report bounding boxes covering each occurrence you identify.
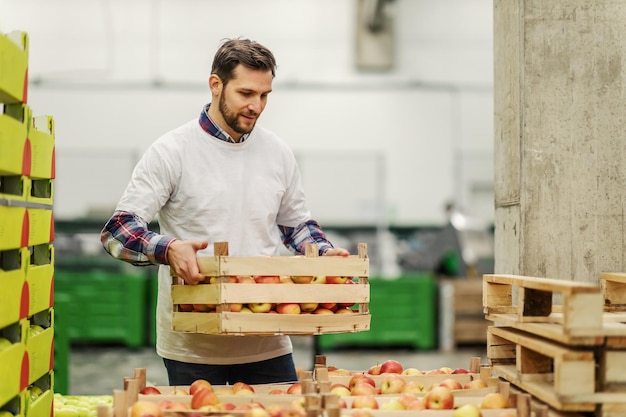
[0,30,57,417]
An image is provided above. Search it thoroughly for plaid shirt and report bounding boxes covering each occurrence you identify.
[100,104,334,266]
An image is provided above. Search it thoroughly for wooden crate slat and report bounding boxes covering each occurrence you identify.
[601,272,626,309]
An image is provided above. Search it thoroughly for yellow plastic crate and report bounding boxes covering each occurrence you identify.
[0,31,29,104]
[27,178,53,206]
[0,103,31,176]
[23,371,53,417]
[0,248,29,329]
[26,209,53,247]
[29,116,55,180]
[27,245,54,317]
[26,309,54,384]
[0,205,28,250]
[0,175,30,202]
[0,320,29,406]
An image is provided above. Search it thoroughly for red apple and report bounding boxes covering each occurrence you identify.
[423,385,454,409]
[139,386,161,395]
[350,382,378,396]
[380,359,403,374]
[326,276,348,284]
[254,275,281,284]
[397,393,419,409]
[276,303,301,314]
[232,381,255,395]
[189,379,212,395]
[268,389,287,395]
[130,401,163,417]
[380,374,406,394]
[480,392,508,409]
[228,303,243,312]
[248,302,274,313]
[286,382,302,395]
[453,404,483,417]
[237,275,256,283]
[401,380,425,393]
[192,304,215,312]
[452,367,470,374]
[438,378,463,391]
[312,308,334,314]
[291,276,314,284]
[179,304,194,312]
[351,396,379,409]
[158,400,189,411]
[319,302,337,311]
[191,388,219,409]
[348,373,376,389]
[367,364,381,375]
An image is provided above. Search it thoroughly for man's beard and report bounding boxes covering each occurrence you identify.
[219,92,257,135]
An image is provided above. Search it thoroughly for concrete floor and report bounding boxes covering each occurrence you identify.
[67,337,486,395]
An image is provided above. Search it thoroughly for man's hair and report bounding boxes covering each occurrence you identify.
[211,38,277,85]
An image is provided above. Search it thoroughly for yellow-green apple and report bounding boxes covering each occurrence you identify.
[401,380,425,393]
[380,359,403,374]
[311,275,327,284]
[348,373,376,390]
[249,302,274,313]
[286,382,302,394]
[464,379,488,390]
[312,308,334,315]
[240,306,253,313]
[380,373,406,394]
[423,385,454,409]
[326,276,348,284]
[380,399,405,410]
[335,308,354,314]
[367,364,381,375]
[276,303,301,314]
[350,383,377,396]
[291,276,314,284]
[401,367,423,376]
[139,386,161,395]
[330,383,351,397]
[232,381,255,395]
[237,275,256,283]
[452,367,470,374]
[189,379,213,395]
[280,275,295,284]
[254,275,281,284]
[480,393,508,409]
[30,324,45,335]
[191,388,219,409]
[453,404,483,417]
[351,396,379,409]
[438,378,463,391]
[299,302,318,312]
[130,401,163,417]
[248,407,271,417]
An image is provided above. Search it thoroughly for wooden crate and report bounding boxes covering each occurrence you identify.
[171,243,370,336]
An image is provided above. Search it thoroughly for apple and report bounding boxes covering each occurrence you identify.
[219,403,237,411]
[326,276,348,284]
[232,381,255,395]
[189,379,212,395]
[30,325,45,335]
[425,368,445,375]
[299,302,318,312]
[0,337,12,352]
[191,387,219,409]
[129,401,163,417]
[380,399,405,410]
[179,303,194,312]
[380,373,406,394]
[318,302,337,311]
[139,386,161,395]
[291,276,314,284]
[265,404,284,417]
[247,407,271,417]
[406,398,426,410]
[464,379,488,390]
[237,275,256,283]
[254,275,281,284]
[268,389,287,395]
[397,393,419,409]
[380,359,403,374]
[452,367,470,374]
[401,367,423,376]
[439,367,454,374]
[312,308,334,314]
[240,306,253,313]
[350,382,377,396]
[423,385,454,409]
[276,303,301,314]
[453,404,483,417]
[330,383,351,397]
[280,276,295,284]
[480,392,508,409]
[228,303,243,312]
[367,364,381,375]
[348,373,376,389]
[401,380,425,393]
[351,396,379,409]
[335,307,354,314]
[286,382,302,395]
[248,302,274,313]
[338,398,348,408]
[192,304,215,312]
[438,378,463,391]
[328,368,351,376]
[311,275,327,284]
[158,400,189,411]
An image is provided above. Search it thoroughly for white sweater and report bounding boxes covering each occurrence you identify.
[116,118,311,364]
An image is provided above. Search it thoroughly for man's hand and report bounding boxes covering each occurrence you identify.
[323,248,350,257]
[167,239,209,285]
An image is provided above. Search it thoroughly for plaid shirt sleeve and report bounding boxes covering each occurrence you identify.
[279,219,334,255]
[100,210,175,266]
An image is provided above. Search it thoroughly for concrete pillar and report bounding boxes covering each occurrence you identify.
[494,1,626,283]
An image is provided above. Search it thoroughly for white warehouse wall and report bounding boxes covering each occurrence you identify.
[0,0,493,226]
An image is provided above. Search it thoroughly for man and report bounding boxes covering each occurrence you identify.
[100,38,349,385]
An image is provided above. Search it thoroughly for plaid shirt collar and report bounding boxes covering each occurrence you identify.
[198,103,250,143]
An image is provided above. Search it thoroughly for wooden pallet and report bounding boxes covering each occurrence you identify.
[487,326,626,412]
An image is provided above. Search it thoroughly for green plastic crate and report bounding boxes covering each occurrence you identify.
[53,294,70,394]
[317,274,437,351]
[54,271,148,348]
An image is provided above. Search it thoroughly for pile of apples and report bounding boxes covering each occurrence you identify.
[180,274,360,314]
[53,393,113,417]
[134,379,308,417]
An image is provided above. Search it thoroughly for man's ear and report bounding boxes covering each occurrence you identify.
[208,74,222,95]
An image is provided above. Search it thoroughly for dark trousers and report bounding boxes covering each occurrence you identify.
[163,353,298,385]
